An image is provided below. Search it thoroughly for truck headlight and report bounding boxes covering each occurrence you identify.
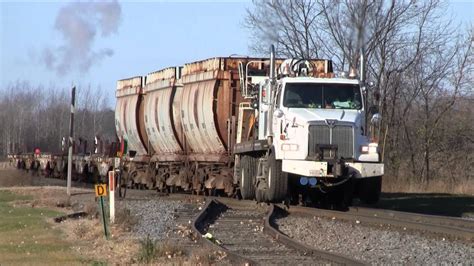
[360,143,378,154]
[281,143,299,151]
[360,145,369,154]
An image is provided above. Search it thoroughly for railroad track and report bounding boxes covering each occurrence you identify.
[277,205,474,242]
[348,206,474,231]
[122,192,472,265]
[26,175,470,264]
[192,198,363,265]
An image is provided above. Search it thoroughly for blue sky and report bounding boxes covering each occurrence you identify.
[0,1,252,105]
[1,1,473,106]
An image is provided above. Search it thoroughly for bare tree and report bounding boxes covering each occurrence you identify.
[245,0,474,188]
[0,83,115,157]
[245,0,324,58]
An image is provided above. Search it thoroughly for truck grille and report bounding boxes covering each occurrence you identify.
[308,124,354,159]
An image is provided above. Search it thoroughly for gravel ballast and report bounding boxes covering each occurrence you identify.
[277,215,474,265]
[124,199,186,240]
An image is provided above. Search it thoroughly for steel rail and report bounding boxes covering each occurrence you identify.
[137,191,474,241]
[191,199,256,265]
[280,205,474,241]
[193,197,365,265]
[264,204,365,265]
[349,206,474,230]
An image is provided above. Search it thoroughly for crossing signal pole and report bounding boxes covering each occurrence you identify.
[67,86,75,196]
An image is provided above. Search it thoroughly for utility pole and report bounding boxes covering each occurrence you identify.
[67,86,76,196]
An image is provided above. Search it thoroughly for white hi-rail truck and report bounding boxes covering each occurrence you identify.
[234,45,384,206]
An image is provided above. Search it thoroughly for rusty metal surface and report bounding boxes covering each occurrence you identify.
[144,82,182,155]
[171,85,185,151]
[116,57,322,163]
[180,57,254,161]
[181,78,226,155]
[115,77,148,156]
[139,67,189,162]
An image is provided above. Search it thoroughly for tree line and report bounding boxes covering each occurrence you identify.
[0,82,116,157]
[246,0,473,184]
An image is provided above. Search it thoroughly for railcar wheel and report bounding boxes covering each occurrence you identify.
[240,155,257,200]
[359,176,382,204]
[265,148,287,203]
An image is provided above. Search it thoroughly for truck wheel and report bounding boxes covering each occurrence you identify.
[266,148,288,202]
[359,176,382,204]
[240,155,256,200]
[342,177,355,207]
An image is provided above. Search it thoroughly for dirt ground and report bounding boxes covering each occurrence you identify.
[0,168,224,265]
[2,166,473,264]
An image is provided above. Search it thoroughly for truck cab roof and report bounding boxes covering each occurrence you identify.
[280,77,360,85]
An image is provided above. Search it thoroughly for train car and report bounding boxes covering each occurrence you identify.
[115,53,384,205]
[115,77,151,159]
[117,57,274,195]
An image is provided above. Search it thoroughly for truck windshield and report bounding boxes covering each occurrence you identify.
[282,82,362,109]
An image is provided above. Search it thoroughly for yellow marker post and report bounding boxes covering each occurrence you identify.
[95,184,107,197]
[95,184,109,239]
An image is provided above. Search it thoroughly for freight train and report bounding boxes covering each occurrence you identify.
[12,47,383,206]
[114,46,384,206]
[11,138,119,183]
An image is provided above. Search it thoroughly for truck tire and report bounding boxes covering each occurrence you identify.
[266,148,288,202]
[240,155,256,200]
[359,176,382,204]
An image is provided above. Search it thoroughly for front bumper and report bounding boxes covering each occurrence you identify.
[282,159,384,178]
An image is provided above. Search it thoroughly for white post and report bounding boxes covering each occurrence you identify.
[108,170,115,224]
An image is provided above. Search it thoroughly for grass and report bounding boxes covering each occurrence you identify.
[382,176,474,195]
[0,190,84,264]
[190,247,224,265]
[353,176,474,218]
[137,236,185,263]
[137,236,157,263]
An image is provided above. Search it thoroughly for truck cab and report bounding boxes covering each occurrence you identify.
[269,77,381,165]
[234,47,384,205]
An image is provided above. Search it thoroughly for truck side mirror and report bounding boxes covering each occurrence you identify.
[368,105,381,124]
[371,113,382,125]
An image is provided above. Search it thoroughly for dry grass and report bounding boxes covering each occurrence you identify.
[83,201,98,218]
[382,176,474,195]
[136,236,186,263]
[59,216,139,264]
[155,241,185,259]
[190,247,227,265]
[73,222,88,238]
